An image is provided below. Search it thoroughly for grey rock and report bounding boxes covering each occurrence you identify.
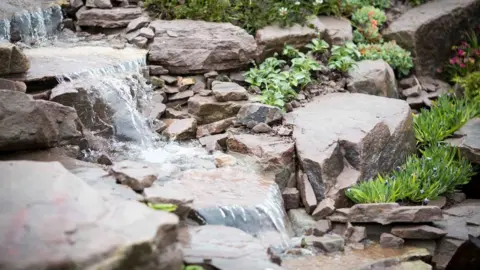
[139,27,155,39]
[76,7,142,28]
[0,43,30,75]
[132,36,148,48]
[289,209,317,236]
[164,108,190,119]
[212,81,248,102]
[380,233,404,248]
[348,203,443,225]
[148,20,257,74]
[447,192,467,204]
[126,15,150,33]
[86,0,112,8]
[168,90,194,101]
[198,133,228,152]
[445,118,480,164]
[204,71,219,78]
[252,123,272,133]
[347,60,398,98]
[161,75,178,85]
[143,184,194,219]
[312,198,335,220]
[149,65,169,75]
[110,160,158,192]
[283,187,301,210]
[383,0,480,76]
[305,220,332,237]
[0,90,81,152]
[285,93,415,204]
[196,117,234,138]
[344,224,367,243]
[188,95,246,125]
[237,103,283,126]
[298,173,318,214]
[163,118,197,141]
[304,234,345,253]
[318,16,353,45]
[402,85,421,97]
[391,225,447,239]
[0,78,26,92]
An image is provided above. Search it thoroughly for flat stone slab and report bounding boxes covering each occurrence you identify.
[2,46,147,83]
[446,117,480,164]
[346,203,443,225]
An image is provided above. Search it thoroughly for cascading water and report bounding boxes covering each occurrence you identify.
[2,5,62,43]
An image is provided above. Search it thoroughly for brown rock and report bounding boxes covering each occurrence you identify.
[380,233,404,249]
[288,209,317,236]
[445,118,480,164]
[149,65,169,76]
[0,78,26,92]
[188,95,245,125]
[347,60,398,98]
[214,153,237,168]
[211,81,248,102]
[391,225,447,239]
[164,108,190,119]
[318,16,353,45]
[110,160,158,192]
[282,187,300,210]
[143,184,193,219]
[0,43,30,75]
[304,234,345,252]
[344,223,367,243]
[348,203,443,225]
[252,123,272,133]
[163,118,197,141]
[196,117,235,138]
[168,90,194,101]
[305,220,332,237]
[76,7,143,28]
[126,15,151,33]
[312,198,335,220]
[237,103,283,126]
[402,85,421,97]
[298,173,317,214]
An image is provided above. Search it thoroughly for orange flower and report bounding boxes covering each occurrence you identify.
[371,19,378,27]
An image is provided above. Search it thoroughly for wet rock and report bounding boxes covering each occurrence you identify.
[0,160,181,270]
[147,91,166,120]
[0,78,26,92]
[132,36,148,48]
[383,0,480,76]
[86,0,112,8]
[252,123,272,133]
[347,60,398,98]
[255,17,323,60]
[110,160,157,192]
[97,153,113,165]
[0,43,30,75]
[164,108,190,119]
[196,117,235,138]
[318,16,353,45]
[445,118,480,164]
[188,95,245,125]
[289,209,317,236]
[432,200,480,269]
[160,75,178,85]
[237,103,283,126]
[214,153,237,168]
[198,133,228,152]
[304,234,345,253]
[391,225,446,239]
[181,225,284,269]
[277,126,293,136]
[380,233,404,248]
[226,134,295,191]
[312,198,335,220]
[298,173,318,214]
[347,203,443,225]
[0,90,81,152]
[149,65,169,76]
[126,15,150,33]
[285,93,415,204]
[283,187,300,210]
[305,220,332,237]
[148,20,257,74]
[76,7,143,28]
[143,184,194,219]
[169,90,194,101]
[211,81,248,102]
[151,76,165,88]
[70,0,84,9]
[344,224,367,243]
[204,71,218,78]
[163,118,197,141]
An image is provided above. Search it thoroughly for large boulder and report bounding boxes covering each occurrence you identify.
[383,0,480,76]
[76,7,143,28]
[446,117,479,164]
[148,20,257,74]
[347,60,399,98]
[0,90,81,152]
[0,160,182,270]
[284,93,416,204]
[0,43,30,75]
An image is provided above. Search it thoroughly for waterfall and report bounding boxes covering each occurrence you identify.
[4,5,62,44]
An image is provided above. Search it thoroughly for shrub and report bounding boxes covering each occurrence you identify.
[453,71,480,102]
[413,95,479,147]
[351,6,387,26]
[351,6,387,44]
[345,144,475,204]
[328,41,360,72]
[444,30,480,78]
[305,37,330,55]
[358,41,414,77]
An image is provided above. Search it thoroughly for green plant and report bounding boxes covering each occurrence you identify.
[444,30,480,79]
[351,6,387,44]
[346,145,475,204]
[282,44,304,59]
[328,41,360,72]
[147,202,178,212]
[453,71,480,102]
[408,0,425,6]
[183,265,205,270]
[305,37,330,54]
[413,95,479,147]
[358,41,414,77]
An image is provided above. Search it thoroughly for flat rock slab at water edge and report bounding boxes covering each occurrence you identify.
[383,0,480,76]
[162,166,289,246]
[445,117,480,164]
[76,7,143,28]
[284,93,415,204]
[346,203,443,225]
[0,90,81,152]
[148,20,257,74]
[3,46,147,83]
[0,160,182,270]
[282,244,430,270]
[180,225,285,270]
[432,200,480,270]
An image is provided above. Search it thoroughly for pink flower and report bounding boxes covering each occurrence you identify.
[436,67,442,73]
[461,42,470,48]
[458,49,466,56]
[459,63,466,68]
[449,58,455,65]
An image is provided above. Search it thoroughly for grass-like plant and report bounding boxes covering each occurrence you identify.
[413,95,479,147]
[147,202,178,212]
[345,144,475,204]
